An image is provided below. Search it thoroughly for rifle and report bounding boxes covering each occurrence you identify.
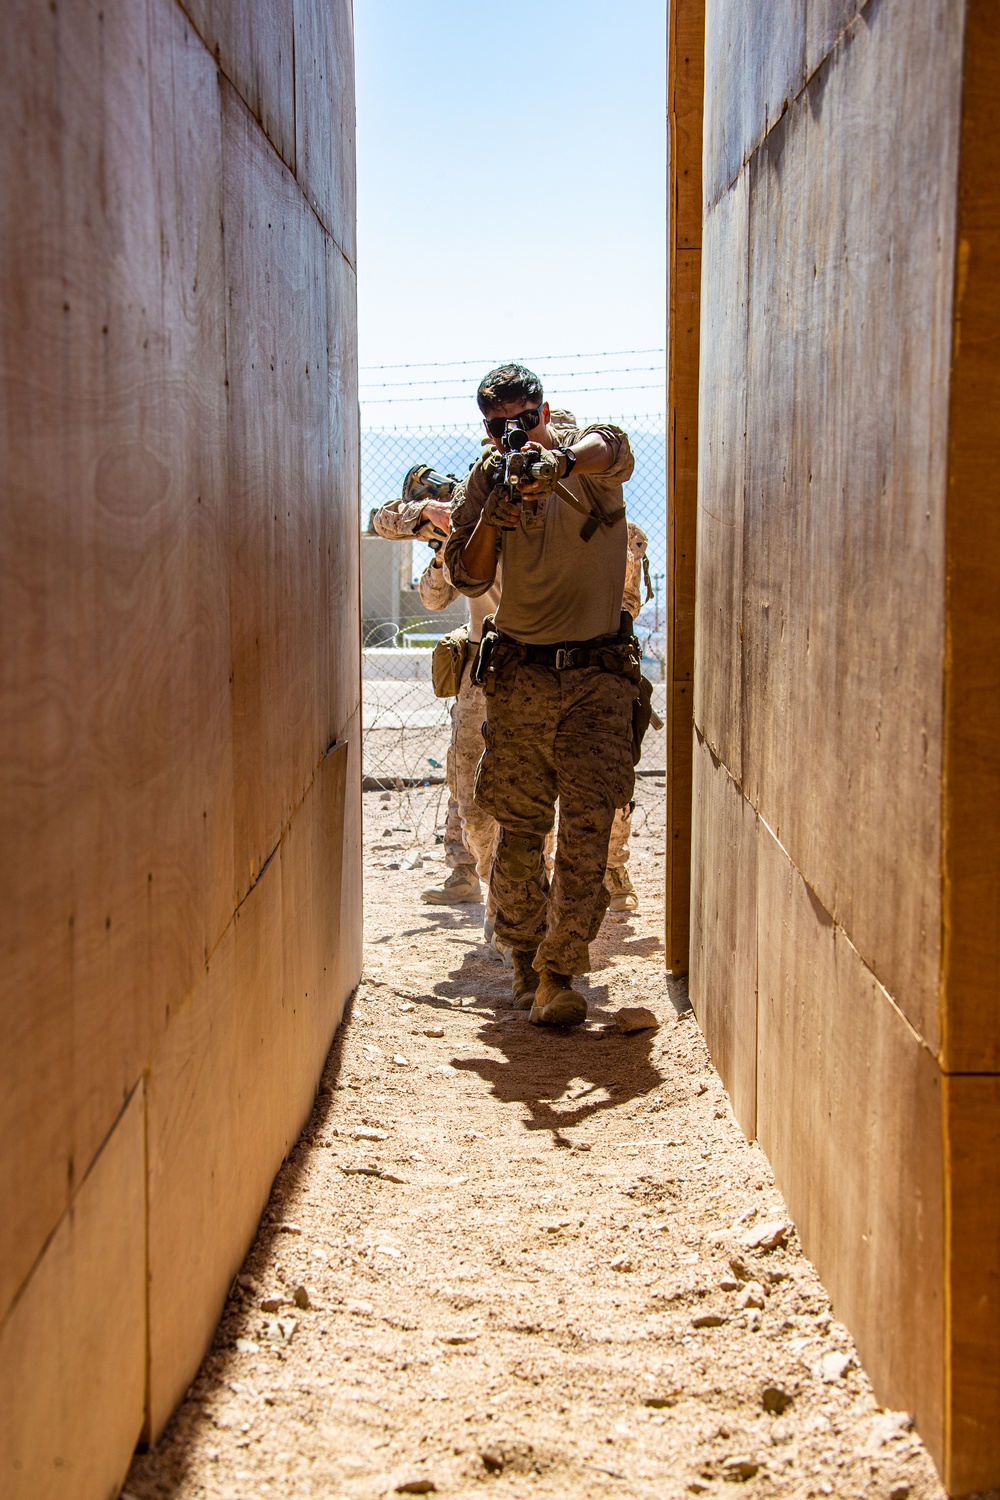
[498,425,617,542]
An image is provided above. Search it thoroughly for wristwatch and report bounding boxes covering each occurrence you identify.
[554,444,577,478]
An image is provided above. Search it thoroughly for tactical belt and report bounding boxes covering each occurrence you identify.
[494,629,631,672]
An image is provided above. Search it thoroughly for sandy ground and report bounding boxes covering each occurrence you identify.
[126,780,950,1500]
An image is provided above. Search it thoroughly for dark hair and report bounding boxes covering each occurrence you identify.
[476,363,544,416]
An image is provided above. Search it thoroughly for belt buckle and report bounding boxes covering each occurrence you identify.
[555,647,578,670]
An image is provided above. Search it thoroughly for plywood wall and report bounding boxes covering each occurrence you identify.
[0,1,360,1493]
[689,0,1000,1491]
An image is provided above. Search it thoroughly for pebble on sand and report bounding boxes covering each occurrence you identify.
[815,1350,852,1383]
[613,1006,659,1033]
[721,1455,759,1481]
[861,1410,912,1454]
[736,1281,766,1310]
[742,1219,790,1251]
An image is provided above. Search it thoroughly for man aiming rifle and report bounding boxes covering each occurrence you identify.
[444,364,642,1027]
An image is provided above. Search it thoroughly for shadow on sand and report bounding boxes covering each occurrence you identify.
[430,911,668,1149]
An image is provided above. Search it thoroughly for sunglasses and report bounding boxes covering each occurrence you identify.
[483,404,544,442]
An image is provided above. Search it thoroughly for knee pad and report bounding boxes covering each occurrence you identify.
[496,829,544,880]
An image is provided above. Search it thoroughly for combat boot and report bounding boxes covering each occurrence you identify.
[605,865,639,912]
[510,949,540,1010]
[529,970,587,1028]
[484,916,514,968]
[421,865,482,905]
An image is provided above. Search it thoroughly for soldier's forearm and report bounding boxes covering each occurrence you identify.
[564,430,616,475]
[459,515,500,582]
[418,559,456,610]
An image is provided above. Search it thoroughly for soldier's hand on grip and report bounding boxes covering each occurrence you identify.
[482,485,522,530]
[514,444,564,498]
[480,445,504,482]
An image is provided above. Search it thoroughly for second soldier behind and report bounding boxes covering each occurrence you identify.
[370,465,500,906]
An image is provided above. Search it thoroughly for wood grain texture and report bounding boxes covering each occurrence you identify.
[755,821,945,1464]
[294,0,357,261]
[703,0,805,213]
[279,742,352,1086]
[0,0,232,1319]
[180,0,296,175]
[695,0,1000,1487]
[334,718,365,1001]
[665,247,698,973]
[147,743,353,1439]
[222,79,337,895]
[741,0,964,1050]
[667,248,700,687]
[669,0,705,253]
[689,734,758,1138]
[0,1085,146,1499]
[665,0,704,977]
[941,0,1000,1073]
[805,0,869,79]
[325,234,363,755]
[694,175,748,779]
[945,1076,1000,1495]
[145,862,283,1440]
[1,0,361,1481]
[665,684,694,975]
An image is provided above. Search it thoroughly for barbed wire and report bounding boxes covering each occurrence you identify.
[360,363,666,392]
[360,346,665,372]
[360,381,667,406]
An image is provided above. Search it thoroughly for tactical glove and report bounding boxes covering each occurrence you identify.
[401,464,457,506]
[482,485,522,530]
[514,444,565,497]
[479,446,504,483]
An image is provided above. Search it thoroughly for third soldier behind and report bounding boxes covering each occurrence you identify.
[444,363,641,1027]
[604,519,653,914]
[370,466,500,907]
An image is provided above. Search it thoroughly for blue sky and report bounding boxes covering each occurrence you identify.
[354,1,667,426]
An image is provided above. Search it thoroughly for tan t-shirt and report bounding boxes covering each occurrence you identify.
[445,424,634,646]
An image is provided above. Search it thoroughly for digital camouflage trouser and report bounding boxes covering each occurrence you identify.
[444,661,499,879]
[606,802,633,870]
[474,661,637,976]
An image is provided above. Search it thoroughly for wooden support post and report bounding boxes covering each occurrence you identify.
[665,0,704,975]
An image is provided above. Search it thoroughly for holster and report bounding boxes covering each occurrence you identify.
[470,614,502,693]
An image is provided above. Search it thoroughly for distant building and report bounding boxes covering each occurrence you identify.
[361,533,468,645]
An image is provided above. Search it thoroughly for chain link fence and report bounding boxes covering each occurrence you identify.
[361,417,666,842]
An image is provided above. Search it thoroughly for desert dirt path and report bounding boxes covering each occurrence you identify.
[126,781,945,1500]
